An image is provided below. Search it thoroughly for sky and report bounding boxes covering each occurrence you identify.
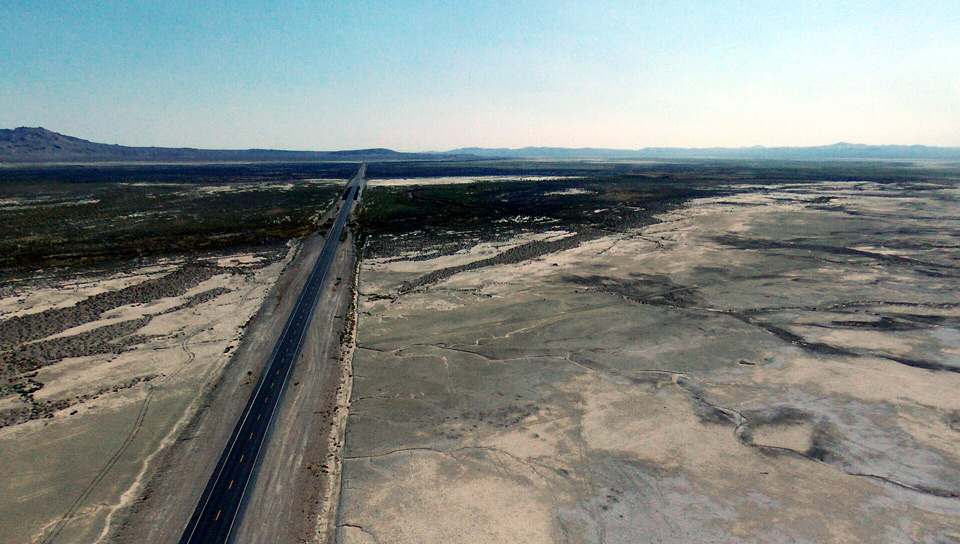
[2,1,959,151]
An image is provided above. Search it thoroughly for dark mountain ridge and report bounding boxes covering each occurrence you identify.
[0,127,460,163]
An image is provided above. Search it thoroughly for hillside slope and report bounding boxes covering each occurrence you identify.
[0,127,456,163]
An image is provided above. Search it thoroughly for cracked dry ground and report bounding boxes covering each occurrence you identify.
[338,180,960,544]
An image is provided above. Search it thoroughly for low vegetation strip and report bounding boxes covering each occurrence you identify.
[397,232,587,293]
[0,263,220,348]
[356,171,720,263]
[0,164,346,273]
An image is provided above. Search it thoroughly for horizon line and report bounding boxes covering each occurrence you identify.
[6,126,960,154]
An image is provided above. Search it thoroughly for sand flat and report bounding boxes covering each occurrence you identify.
[338,179,960,543]
[0,247,294,543]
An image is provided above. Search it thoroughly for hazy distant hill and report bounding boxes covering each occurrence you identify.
[0,127,461,163]
[6,128,958,163]
[447,143,960,160]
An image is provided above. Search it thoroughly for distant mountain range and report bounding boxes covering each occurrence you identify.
[3,127,959,163]
[0,127,461,163]
[446,143,960,160]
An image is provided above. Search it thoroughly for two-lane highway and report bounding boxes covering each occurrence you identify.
[179,165,365,544]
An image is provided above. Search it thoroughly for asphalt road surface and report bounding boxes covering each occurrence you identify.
[179,165,365,544]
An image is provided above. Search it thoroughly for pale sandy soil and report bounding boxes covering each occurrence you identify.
[193,179,340,195]
[337,180,960,543]
[0,245,295,543]
[368,176,581,187]
[0,265,175,320]
[543,188,596,196]
[361,230,573,297]
[0,197,102,210]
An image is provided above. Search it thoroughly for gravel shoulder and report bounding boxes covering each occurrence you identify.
[233,233,357,544]
[114,201,358,543]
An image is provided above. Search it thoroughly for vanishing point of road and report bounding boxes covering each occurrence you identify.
[179,165,366,544]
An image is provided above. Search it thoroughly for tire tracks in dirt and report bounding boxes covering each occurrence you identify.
[41,328,201,544]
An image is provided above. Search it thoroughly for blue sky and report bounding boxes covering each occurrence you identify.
[2,1,958,150]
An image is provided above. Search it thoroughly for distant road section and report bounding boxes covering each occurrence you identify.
[179,165,365,544]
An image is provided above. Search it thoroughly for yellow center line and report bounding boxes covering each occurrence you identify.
[239,454,244,463]
[215,509,222,521]
[227,480,234,490]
